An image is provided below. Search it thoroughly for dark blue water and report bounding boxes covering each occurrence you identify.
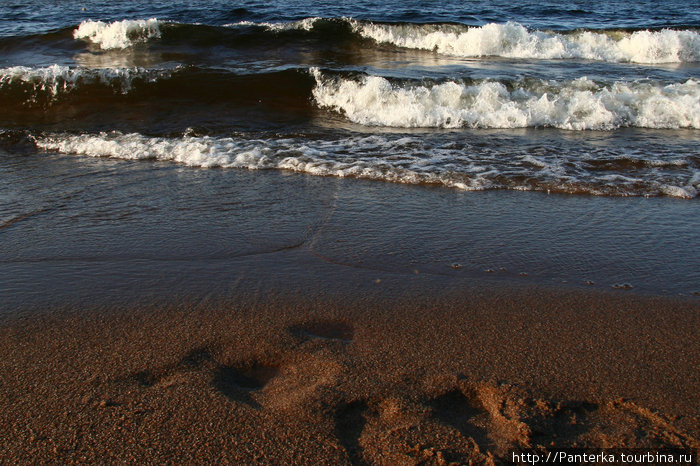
[1,0,698,198]
[1,0,699,36]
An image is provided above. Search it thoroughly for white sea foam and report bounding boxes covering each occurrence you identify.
[227,17,322,31]
[71,17,700,63]
[73,18,162,49]
[352,20,700,64]
[660,184,698,198]
[311,69,700,130]
[33,132,698,198]
[226,17,700,64]
[0,65,170,100]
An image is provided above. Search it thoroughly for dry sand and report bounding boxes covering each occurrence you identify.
[0,287,698,464]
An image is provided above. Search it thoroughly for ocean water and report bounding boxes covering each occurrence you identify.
[1,0,699,197]
[1,0,699,307]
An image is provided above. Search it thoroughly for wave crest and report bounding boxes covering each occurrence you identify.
[311,69,700,130]
[227,17,322,31]
[69,17,700,63]
[352,20,700,63]
[73,18,162,50]
[0,65,171,104]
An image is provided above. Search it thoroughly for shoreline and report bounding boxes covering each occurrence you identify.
[1,286,697,463]
[2,167,699,313]
[1,154,698,463]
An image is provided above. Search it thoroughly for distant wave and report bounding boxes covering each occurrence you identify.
[311,69,700,130]
[230,17,323,32]
[227,18,700,64]
[33,132,698,199]
[69,18,700,63]
[351,20,700,64]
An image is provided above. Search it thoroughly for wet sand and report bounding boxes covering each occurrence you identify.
[1,286,698,464]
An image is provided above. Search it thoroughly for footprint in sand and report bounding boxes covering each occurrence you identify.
[526,399,597,446]
[427,382,534,457]
[130,348,211,388]
[426,381,699,459]
[211,361,280,409]
[212,363,279,400]
[126,348,280,408]
[334,400,370,465]
[429,389,491,450]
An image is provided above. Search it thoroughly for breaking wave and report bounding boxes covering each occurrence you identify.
[311,69,700,130]
[0,65,315,110]
[2,64,697,133]
[351,20,700,64]
[0,65,171,104]
[73,18,162,50]
[69,18,700,64]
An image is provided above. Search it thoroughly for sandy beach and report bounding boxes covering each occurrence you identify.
[1,286,697,464]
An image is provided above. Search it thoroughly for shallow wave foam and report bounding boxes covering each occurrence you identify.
[33,132,698,199]
[311,69,700,130]
[73,18,162,49]
[0,65,170,102]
